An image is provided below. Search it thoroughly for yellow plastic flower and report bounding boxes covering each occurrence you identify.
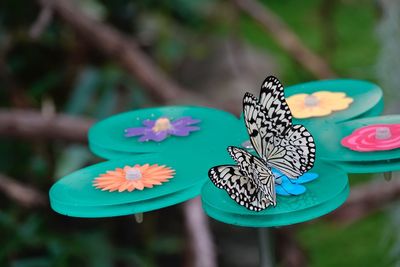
[93,164,175,192]
[286,91,353,119]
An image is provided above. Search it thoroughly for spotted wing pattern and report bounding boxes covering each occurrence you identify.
[243,75,316,178]
[259,76,292,134]
[243,93,276,158]
[265,125,316,178]
[208,146,275,211]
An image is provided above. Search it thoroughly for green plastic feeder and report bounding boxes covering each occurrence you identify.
[88,106,245,160]
[285,79,383,125]
[315,115,400,173]
[50,149,225,217]
[201,159,349,227]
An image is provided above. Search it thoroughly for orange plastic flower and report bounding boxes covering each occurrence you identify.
[286,91,353,119]
[93,164,175,192]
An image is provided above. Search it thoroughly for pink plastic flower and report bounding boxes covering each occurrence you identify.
[341,124,400,152]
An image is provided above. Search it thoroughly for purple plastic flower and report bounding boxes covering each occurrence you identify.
[124,116,200,142]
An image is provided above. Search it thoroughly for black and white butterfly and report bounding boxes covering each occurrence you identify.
[208,146,276,211]
[208,75,316,211]
[243,76,316,178]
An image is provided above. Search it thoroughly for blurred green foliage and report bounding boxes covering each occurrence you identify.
[298,212,394,267]
[0,0,394,266]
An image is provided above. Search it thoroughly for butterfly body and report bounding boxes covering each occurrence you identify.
[209,76,316,211]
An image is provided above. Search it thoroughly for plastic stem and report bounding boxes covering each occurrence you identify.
[384,172,392,181]
[134,213,143,223]
[258,228,274,267]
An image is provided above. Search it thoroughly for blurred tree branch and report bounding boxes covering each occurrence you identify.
[233,0,337,79]
[0,173,47,208]
[35,0,235,112]
[29,6,53,39]
[183,197,217,267]
[0,109,93,143]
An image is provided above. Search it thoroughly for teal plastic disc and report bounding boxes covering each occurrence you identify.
[317,115,400,163]
[88,106,244,159]
[49,149,222,217]
[334,159,400,174]
[351,96,384,120]
[203,185,349,228]
[50,184,201,218]
[201,160,349,227]
[286,79,383,124]
[89,142,143,160]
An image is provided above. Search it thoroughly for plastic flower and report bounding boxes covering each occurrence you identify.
[124,116,200,142]
[93,164,175,192]
[273,170,318,196]
[286,91,353,119]
[341,124,400,152]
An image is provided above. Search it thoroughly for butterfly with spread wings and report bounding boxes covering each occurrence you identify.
[208,75,316,211]
[244,76,316,178]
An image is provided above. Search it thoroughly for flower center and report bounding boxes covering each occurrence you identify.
[304,95,320,107]
[375,127,392,140]
[152,118,172,132]
[125,167,142,180]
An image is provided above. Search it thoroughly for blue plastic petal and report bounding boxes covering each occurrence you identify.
[274,170,318,196]
[272,169,283,176]
[281,182,306,196]
[292,173,319,184]
[275,185,290,196]
[275,176,306,196]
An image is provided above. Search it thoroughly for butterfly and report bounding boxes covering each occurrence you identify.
[208,146,276,211]
[243,76,316,178]
[208,75,316,211]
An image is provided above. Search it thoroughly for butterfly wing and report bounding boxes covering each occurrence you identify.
[229,146,276,207]
[243,93,276,158]
[227,146,273,189]
[266,125,316,178]
[244,78,316,178]
[208,165,271,211]
[259,75,292,134]
[208,146,276,211]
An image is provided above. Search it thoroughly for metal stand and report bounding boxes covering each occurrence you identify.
[258,228,274,267]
